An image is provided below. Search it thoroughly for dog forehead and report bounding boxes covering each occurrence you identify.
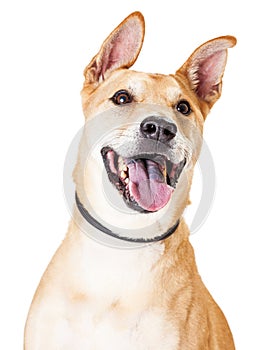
[109,70,182,101]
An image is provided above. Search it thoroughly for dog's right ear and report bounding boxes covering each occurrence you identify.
[84,12,145,86]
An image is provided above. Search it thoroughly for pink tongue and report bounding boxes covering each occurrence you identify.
[127,159,173,212]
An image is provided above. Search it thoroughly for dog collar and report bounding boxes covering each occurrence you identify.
[75,192,179,243]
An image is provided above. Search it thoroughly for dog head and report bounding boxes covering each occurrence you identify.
[75,12,236,242]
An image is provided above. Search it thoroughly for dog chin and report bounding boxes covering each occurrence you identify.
[101,146,186,213]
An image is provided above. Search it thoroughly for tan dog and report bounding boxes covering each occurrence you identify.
[24,12,236,349]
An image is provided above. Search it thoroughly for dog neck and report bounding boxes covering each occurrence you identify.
[75,192,180,245]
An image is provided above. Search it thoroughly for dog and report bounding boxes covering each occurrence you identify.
[24,11,236,349]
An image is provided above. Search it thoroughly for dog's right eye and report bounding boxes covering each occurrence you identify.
[111,90,133,105]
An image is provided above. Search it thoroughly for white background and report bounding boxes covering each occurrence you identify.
[1,0,279,348]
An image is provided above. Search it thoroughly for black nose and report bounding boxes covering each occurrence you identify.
[140,116,177,144]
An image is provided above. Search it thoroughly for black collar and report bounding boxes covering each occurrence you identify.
[75,192,179,243]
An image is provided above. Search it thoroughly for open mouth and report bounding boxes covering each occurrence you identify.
[101,147,186,213]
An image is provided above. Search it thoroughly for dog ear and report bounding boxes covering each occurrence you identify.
[84,12,145,85]
[176,36,236,108]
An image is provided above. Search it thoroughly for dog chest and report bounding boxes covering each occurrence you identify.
[59,306,180,349]
[57,239,180,349]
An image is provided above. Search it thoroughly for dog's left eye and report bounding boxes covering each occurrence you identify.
[176,100,192,116]
[111,90,133,105]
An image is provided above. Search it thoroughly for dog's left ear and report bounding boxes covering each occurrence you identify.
[176,36,236,109]
[84,12,145,86]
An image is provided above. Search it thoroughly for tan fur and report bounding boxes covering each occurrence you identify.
[25,12,236,349]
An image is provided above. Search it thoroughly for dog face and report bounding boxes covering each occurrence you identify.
[75,12,236,241]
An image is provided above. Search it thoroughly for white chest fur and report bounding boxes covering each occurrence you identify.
[62,306,179,350]
[36,234,180,349]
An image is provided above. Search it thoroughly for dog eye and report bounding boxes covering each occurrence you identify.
[176,100,192,116]
[111,90,133,105]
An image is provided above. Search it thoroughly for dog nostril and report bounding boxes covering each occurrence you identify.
[143,123,157,135]
[163,128,174,138]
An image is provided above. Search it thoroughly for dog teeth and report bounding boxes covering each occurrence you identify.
[118,157,127,171]
[120,171,127,179]
[118,156,129,181]
[124,178,129,184]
